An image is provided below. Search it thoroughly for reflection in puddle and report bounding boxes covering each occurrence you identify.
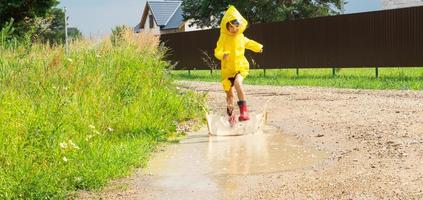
[146,128,327,176]
[207,131,327,175]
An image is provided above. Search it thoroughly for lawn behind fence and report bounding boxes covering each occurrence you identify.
[172,68,423,90]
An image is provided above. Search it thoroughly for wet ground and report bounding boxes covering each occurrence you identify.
[80,81,423,200]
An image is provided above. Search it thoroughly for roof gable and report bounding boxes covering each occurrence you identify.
[138,0,184,31]
[148,0,182,26]
[162,5,184,29]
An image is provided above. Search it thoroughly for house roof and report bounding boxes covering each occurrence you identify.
[134,23,141,33]
[141,0,183,30]
[162,5,183,30]
[149,0,181,25]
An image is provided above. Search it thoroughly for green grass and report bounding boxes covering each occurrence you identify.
[0,33,204,199]
[172,68,423,90]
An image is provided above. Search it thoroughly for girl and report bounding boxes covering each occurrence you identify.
[214,6,263,125]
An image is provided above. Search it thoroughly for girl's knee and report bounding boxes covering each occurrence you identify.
[236,73,244,81]
[234,78,243,88]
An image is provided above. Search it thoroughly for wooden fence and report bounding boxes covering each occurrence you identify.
[160,6,423,77]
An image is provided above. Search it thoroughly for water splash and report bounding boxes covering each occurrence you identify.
[206,112,267,136]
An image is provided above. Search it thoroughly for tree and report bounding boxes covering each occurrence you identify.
[67,27,82,41]
[37,8,66,43]
[182,0,346,28]
[34,8,83,43]
[0,0,60,35]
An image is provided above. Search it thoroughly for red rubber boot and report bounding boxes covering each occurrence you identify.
[238,101,250,121]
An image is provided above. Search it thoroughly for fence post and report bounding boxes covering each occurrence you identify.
[263,69,266,77]
[332,68,336,76]
[375,67,379,78]
[188,69,191,76]
[296,68,299,76]
[210,69,213,76]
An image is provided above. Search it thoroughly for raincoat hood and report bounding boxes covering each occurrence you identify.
[220,6,248,35]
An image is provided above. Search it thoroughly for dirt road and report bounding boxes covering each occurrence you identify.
[80,81,423,200]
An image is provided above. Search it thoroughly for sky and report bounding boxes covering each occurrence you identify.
[58,0,381,37]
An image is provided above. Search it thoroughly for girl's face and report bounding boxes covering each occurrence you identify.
[228,25,239,34]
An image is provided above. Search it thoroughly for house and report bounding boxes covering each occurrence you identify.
[134,0,206,35]
[382,0,423,9]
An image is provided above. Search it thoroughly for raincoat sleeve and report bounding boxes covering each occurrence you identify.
[214,35,227,61]
[244,37,263,53]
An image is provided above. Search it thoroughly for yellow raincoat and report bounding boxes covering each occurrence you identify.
[214,6,263,91]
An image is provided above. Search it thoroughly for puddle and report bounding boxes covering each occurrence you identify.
[142,127,328,199]
[207,131,327,175]
[145,127,328,176]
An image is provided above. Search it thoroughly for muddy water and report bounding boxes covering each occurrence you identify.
[206,131,327,175]
[143,127,327,199]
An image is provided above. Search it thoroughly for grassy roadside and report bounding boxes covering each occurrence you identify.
[172,68,423,90]
[0,31,204,199]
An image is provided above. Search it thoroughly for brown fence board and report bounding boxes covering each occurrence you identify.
[160,6,423,70]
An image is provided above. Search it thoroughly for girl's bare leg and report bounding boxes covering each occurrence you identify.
[233,74,245,101]
[234,74,250,121]
[226,87,237,125]
[225,87,235,113]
